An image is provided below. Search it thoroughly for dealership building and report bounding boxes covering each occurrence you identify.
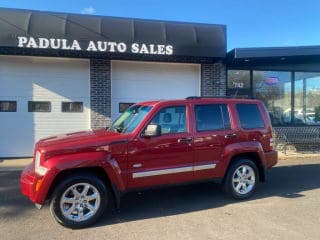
[0,7,319,157]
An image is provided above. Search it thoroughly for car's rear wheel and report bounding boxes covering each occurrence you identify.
[223,159,259,199]
[50,173,109,229]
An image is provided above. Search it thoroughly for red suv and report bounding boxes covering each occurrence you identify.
[21,97,277,228]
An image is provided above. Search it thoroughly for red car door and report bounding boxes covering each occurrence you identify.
[127,104,194,188]
[192,103,236,180]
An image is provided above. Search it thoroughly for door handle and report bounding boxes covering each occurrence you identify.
[225,133,237,139]
[178,137,193,143]
[133,163,142,168]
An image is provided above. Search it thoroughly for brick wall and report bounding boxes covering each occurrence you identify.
[201,62,226,97]
[90,59,112,129]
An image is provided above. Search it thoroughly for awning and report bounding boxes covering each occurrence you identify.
[228,46,320,68]
[0,8,226,61]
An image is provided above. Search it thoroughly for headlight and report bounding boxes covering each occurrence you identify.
[34,151,48,176]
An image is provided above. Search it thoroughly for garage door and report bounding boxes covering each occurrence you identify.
[0,56,90,157]
[111,61,200,120]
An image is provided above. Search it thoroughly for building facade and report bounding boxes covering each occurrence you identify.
[0,8,319,157]
[0,8,226,157]
[227,47,320,152]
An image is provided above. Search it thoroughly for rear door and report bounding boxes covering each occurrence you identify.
[127,104,194,188]
[235,103,271,151]
[192,103,235,180]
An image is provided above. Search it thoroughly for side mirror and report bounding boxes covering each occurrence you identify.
[143,124,161,137]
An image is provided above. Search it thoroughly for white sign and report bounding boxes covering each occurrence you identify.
[17,36,173,55]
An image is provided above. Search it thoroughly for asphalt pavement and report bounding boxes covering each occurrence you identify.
[0,157,320,240]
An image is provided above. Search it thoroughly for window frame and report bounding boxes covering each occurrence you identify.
[194,104,231,132]
[227,68,320,126]
[61,102,84,113]
[142,104,188,136]
[236,103,265,130]
[293,72,320,126]
[0,101,17,112]
[28,101,51,113]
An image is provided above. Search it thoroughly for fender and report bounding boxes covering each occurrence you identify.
[34,150,127,205]
[215,141,266,178]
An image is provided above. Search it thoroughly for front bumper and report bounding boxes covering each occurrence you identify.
[264,150,278,169]
[21,163,39,203]
[20,163,49,205]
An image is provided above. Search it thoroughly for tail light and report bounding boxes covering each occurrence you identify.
[269,138,274,150]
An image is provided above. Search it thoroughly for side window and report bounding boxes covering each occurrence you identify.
[236,104,264,129]
[195,104,230,131]
[119,102,135,113]
[0,101,17,112]
[150,106,186,134]
[28,101,51,112]
[62,102,83,112]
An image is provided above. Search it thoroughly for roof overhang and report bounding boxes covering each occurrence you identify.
[228,46,320,68]
[0,8,226,62]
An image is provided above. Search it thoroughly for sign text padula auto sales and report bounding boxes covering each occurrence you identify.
[17,36,174,55]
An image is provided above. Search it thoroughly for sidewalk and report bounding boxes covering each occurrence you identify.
[278,152,320,161]
[1,153,320,172]
[0,158,32,171]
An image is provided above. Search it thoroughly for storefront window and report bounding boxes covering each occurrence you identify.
[253,71,292,126]
[294,72,320,125]
[228,70,250,89]
[227,70,251,98]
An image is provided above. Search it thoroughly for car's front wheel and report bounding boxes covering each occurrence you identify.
[50,173,109,229]
[223,159,259,199]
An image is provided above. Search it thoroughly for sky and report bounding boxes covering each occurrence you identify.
[1,0,320,50]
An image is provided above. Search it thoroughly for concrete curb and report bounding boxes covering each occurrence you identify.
[0,158,32,172]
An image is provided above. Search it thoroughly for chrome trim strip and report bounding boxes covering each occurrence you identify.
[133,166,193,178]
[132,163,216,178]
[193,163,216,171]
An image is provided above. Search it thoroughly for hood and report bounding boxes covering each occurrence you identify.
[36,129,128,158]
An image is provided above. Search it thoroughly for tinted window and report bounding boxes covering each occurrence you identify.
[195,104,231,131]
[0,101,17,112]
[150,106,186,134]
[28,101,51,112]
[111,105,152,133]
[236,104,264,129]
[119,102,135,113]
[62,102,83,112]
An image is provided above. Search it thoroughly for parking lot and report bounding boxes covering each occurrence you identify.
[1,157,320,240]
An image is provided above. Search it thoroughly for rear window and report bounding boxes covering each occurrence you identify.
[236,104,264,129]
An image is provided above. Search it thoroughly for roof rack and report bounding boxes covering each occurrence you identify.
[186,96,256,100]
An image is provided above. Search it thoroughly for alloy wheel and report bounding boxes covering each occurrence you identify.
[232,165,256,195]
[59,183,101,222]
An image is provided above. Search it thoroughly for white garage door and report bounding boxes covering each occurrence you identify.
[0,56,90,157]
[111,60,200,120]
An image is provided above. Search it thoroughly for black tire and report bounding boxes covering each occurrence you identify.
[223,159,259,199]
[50,173,110,229]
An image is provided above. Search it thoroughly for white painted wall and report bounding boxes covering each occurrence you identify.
[0,56,90,157]
[111,60,200,120]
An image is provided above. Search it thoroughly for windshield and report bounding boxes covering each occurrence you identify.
[110,105,152,133]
